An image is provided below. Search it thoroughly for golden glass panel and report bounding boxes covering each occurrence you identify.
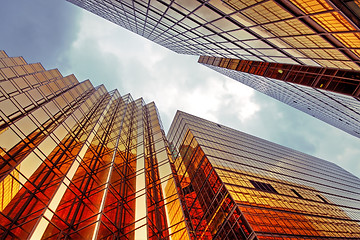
[334,32,360,48]
[212,18,239,31]
[0,50,8,58]
[262,19,314,37]
[23,64,36,74]
[174,0,201,12]
[315,59,358,70]
[242,1,293,25]
[0,81,17,94]
[224,0,265,10]
[32,63,45,72]
[208,0,234,14]
[229,12,255,27]
[282,35,333,48]
[13,77,29,90]
[1,68,16,79]
[13,66,26,76]
[165,176,190,240]
[351,49,360,58]
[194,5,222,22]
[298,48,349,60]
[3,58,15,67]
[0,99,18,117]
[0,167,20,211]
[13,57,26,66]
[311,12,356,32]
[228,29,256,40]
[289,0,333,14]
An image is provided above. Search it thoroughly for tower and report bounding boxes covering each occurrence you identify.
[0,50,187,240]
[167,110,360,239]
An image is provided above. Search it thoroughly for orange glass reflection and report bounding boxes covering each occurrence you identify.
[173,131,253,239]
[218,168,360,238]
[289,0,333,14]
[311,12,356,32]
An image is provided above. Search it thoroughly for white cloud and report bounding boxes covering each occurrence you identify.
[65,10,260,132]
[336,147,360,176]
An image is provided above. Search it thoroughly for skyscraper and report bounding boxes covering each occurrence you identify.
[1,50,360,239]
[167,110,360,239]
[67,0,360,69]
[0,50,188,240]
[66,0,360,138]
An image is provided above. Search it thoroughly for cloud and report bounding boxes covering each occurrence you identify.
[61,10,260,133]
[0,0,81,68]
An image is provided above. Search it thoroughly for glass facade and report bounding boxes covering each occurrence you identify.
[167,110,360,239]
[0,50,188,240]
[198,56,360,138]
[66,0,360,70]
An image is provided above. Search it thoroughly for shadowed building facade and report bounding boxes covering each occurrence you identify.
[66,0,360,138]
[167,111,360,239]
[0,50,188,240]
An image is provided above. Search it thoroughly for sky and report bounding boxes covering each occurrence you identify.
[1,0,360,178]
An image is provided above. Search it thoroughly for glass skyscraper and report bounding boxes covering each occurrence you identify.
[0,50,187,240]
[167,110,360,239]
[67,0,360,69]
[65,0,360,138]
[1,50,360,239]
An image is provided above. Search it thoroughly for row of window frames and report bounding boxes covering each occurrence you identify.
[105,1,356,44]
[217,161,355,194]
[188,124,334,173]
[247,180,329,204]
[163,120,358,186]
[101,12,355,64]
[180,178,332,222]
[214,160,355,192]
[0,75,77,103]
[97,0,360,63]
[114,0,321,32]
[0,63,46,80]
[0,57,27,68]
[0,81,91,121]
[193,131,337,175]
[217,161,357,192]
[0,87,102,148]
[0,72,70,105]
[202,145,346,180]
[1,87,102,142]
[225,69,360,127]
[288,82,360,122]
[225,170,346,203]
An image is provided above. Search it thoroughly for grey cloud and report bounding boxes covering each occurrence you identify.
[0,0,81,70]
[59,38,124,92]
